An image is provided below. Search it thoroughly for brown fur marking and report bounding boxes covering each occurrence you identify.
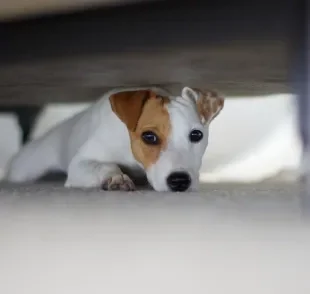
[193,88,224,124]
[110,90,151,131]
[110,90,171,169]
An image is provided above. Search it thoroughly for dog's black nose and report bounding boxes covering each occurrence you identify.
[167,172,191,192]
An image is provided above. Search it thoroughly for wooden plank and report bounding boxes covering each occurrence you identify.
[0,0,149,21]
[0,0,296,105]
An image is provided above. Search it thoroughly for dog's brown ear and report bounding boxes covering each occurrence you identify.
[110,90,154,131]
[181,87,224,124]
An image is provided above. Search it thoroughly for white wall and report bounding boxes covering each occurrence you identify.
[200,94,301,182]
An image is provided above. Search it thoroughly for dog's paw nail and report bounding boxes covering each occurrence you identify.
[102,174,135,191]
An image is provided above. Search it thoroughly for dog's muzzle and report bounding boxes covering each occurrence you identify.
[166,172,191,192]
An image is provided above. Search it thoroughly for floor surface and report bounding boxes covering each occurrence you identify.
[1,182,309,294]
[0,181,304,219]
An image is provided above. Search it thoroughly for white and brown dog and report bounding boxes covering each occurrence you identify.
[6,87,224,192]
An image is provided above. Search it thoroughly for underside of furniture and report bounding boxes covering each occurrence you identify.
[0,0,296,105]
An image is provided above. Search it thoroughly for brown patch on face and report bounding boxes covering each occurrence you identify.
[110,90,151,131]
[110,90,171,169]
[193,88,224,124]
[130,97,171,169]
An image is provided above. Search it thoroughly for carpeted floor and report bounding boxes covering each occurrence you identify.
[0,181,309,294]
[0,181,304,218]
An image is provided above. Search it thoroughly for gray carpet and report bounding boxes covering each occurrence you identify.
[0,181,304,219]
[1,182,309,294]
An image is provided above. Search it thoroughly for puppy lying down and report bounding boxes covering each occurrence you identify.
[6,87,224,192]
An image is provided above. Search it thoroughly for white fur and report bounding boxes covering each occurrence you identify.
[148,93,209,191]
[6,87,212,192]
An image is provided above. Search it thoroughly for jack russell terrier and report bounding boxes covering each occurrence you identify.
[6,87,224,192]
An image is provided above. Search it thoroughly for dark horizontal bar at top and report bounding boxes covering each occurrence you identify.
[0,0,296,64]
[0,0,152,21]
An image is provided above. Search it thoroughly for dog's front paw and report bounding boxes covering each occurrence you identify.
[102,174,135,191]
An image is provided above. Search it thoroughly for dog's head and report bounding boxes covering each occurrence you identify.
[110,87,224,192]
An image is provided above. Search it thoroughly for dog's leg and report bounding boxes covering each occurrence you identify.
[65,160,135,191]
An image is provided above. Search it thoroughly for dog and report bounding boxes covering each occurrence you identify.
[6,86,224,192]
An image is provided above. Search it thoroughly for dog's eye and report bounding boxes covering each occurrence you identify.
[189,129,203,143]
[141,131,160,145]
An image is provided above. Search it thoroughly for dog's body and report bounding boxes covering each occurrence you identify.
[6,86,224,192]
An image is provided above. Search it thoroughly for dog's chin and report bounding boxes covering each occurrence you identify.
[145,172,166,192]
[146,178,170,192]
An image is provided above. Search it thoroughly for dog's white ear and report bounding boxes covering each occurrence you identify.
[110,90,155,131]
[181,87,199,102]
[182,86,224,125]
